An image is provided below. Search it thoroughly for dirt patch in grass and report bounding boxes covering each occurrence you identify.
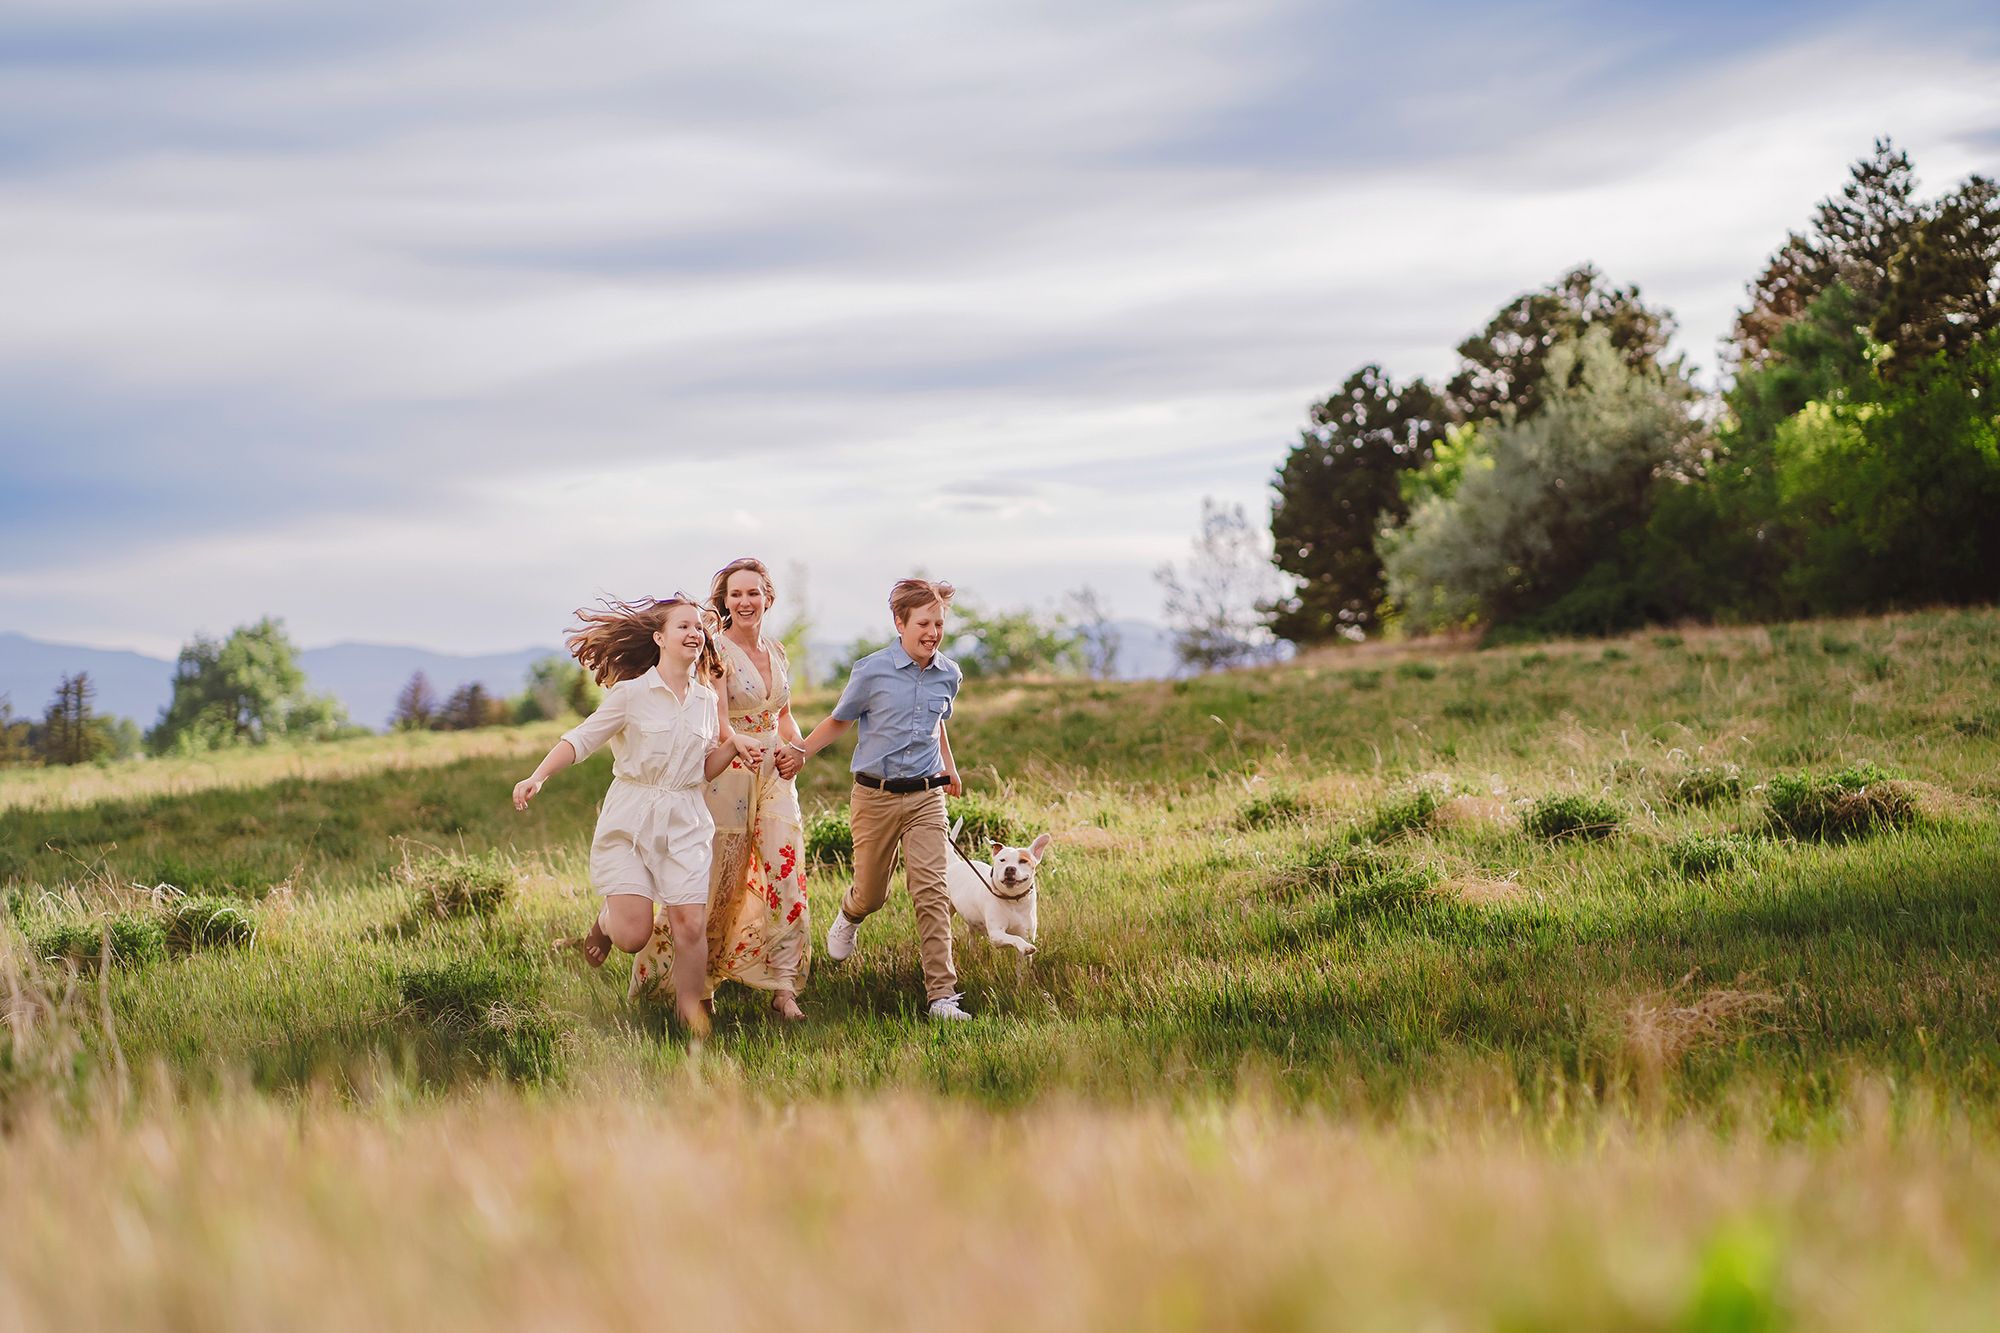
[1429,795,1515,833]
[1059,826,1133,852]
[1433,872,1525,906]
[1623,973,1784,1094]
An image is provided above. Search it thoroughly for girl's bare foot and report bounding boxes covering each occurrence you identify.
[678,999,712,1039]
[770,989,805,1023]
[582,916,613,968]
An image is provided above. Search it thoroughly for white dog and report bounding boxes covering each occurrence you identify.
[946,833,1052,958]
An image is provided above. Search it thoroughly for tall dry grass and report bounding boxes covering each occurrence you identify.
[2,1084,1997,1332]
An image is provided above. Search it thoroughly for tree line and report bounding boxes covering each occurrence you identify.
[1,619,615,768]
[824,587,1125,687]
[386,658,601,732]
[1251,138,1999,649]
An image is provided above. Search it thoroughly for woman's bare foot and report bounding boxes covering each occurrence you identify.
[581,916,613,968]
[770,989,805,1023]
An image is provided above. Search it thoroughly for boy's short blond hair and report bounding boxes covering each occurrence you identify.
[889,578,954,624]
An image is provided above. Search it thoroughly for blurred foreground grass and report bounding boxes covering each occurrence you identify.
[3,1086,1997,1331]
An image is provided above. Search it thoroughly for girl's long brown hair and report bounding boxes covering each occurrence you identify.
[708,556,777,630]
[566,596,724,688]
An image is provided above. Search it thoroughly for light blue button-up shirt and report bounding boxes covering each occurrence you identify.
[831,640,962,779]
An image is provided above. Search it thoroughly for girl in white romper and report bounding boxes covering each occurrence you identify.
[512,595,763,1034]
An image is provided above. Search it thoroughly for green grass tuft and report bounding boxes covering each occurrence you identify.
[946,792,1018,848]
[32,913,166,970]
[1665,831,1759,878]
[405,850,511,920]
[394,953,562,1084]
[1360,777,1453,842]
[1268,837,1441,908]
[1235,789,1310,830]
[805,806,853,867]
[1524,793,1623,842]
[162,897,259,956]
[1764,760,1914,841]
[1669,765,1745,807]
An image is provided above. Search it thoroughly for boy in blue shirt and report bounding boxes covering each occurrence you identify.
[785,578,969,1021]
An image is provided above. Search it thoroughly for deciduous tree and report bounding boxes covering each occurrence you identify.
[150,618,351,752]
[1448,265,1678,422]
[1158,498,1288,672]
[1268,366,1448,641]
[1382,331,1699,632]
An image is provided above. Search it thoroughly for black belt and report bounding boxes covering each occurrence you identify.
[855,773,949,794]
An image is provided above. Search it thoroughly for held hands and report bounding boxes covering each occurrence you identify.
[774,742,806,780]
[512,776,544,810]
[732,733,767,769]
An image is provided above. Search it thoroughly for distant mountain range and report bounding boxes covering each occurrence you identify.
[0,633,561,732]
[0,621,1183,733]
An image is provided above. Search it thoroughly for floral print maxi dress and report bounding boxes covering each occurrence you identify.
[629,635,811,1000]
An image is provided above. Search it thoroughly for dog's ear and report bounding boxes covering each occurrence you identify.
[1027,832,1053,863]
[989,839,1005,855]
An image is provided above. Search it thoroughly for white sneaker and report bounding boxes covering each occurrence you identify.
[826,912,861,962]
[927,994,973,1022]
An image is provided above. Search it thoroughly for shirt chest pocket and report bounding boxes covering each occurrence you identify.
[919,680,954,725]
[636,722,688,758]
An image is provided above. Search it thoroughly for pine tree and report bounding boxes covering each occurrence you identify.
[1727,139,1921,371]
[40,672,105,766]
[1872,175,2000,375]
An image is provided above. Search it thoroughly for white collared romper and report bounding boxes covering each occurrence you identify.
[562,669,720,907]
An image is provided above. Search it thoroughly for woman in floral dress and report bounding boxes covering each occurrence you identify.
[631,558,811,1020]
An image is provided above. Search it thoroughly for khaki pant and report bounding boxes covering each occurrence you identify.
[842,783,956,1003]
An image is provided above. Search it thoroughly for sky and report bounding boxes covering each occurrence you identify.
[2,0,1998,657]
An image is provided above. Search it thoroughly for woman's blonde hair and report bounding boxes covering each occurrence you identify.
[889,578,954,624]
[567,596,724,687]
[708,557,777,630]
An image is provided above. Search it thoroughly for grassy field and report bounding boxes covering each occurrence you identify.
[4,607,1999,1328]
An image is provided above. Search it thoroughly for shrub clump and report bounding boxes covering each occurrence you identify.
[33,914,166,971]
[163,897,259,955]
[1764,759,1914,841]
[1235,789,1311,830]
[404,850,512,920]
[1525,793,1623,842]
[1668,765,1744,808]
[1665,831,1759,878]
[946,793,1018,849]
[805,806,853,868]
